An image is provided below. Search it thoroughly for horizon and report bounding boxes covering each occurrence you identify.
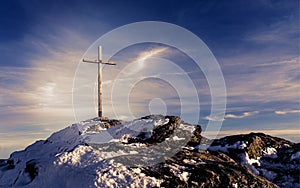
[0,0,299,158]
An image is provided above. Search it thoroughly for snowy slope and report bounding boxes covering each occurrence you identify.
[0,115,190,187]
[0,115,299,188]
[201,133,300,187]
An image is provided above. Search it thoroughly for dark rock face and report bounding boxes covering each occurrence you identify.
[93,116,300,187]
[130,115,184,144]
[186,125,204,146]
[142,149,278,188]
[209,133,300,187]
[1,115,298,187]
[25,160,38,182]
[98,116,298,187]
[0,159,15,171]
[211,133,292,159]
[149,115,181,143]
[99,119,123,129]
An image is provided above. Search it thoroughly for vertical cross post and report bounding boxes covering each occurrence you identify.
[98,46,102,117]
[83,45,116,118]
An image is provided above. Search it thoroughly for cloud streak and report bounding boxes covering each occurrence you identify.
[204,111,259,121]
[0,26,92,158]
[274,110,300,115]
[222,57,300,113]
[0,0,299,158]
[225,111,259,119]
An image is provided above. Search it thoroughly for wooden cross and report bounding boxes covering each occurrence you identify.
[83,46,116,118]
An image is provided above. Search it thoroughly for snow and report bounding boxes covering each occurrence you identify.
[180,171,189,182]
[291,151,300,160]
[167,163,190,182]
[280,175,300,188]
[193,144,209,150]
[79,117,170,144]
[183,159,197,165]
[208,144,229,153]
[172,136,185,141]
[1,115,298,187]
[0,116,171,187]
[242,152,261,166]
[77,120,107,134]
[260,169,277,181]
[263,147,278,158]
[206,140,263,176]
[179,123,195,132]
[202,140,262,176]
[207,141,247,153]
[247,164,260,175]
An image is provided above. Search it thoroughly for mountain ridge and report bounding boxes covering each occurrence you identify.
[0,115,299,187]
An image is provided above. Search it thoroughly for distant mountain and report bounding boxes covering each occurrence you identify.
[0,115,299,187]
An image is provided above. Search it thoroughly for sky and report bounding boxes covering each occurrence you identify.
[0,0,299,158]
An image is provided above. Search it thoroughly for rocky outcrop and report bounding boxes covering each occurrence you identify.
[211,133,292,159]
[128,115,183,144]
[142,149,279,188]
[209,133,300,187]
[0,115,298,187]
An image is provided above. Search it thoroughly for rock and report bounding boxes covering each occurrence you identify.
[0,115,298,187]
[147,115,182,143]
[209,132,300,187]
[186,125,203,146]
[142,149,278,188]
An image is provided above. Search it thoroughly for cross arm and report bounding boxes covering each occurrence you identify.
[83,58,116,65]
[82,58,99,64]
[102,61,117,65]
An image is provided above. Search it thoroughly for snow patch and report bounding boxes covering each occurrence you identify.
[167,163,190,182]
[172,136,185,141]
[180,171,189,182]
[208,141,247,153]
[0,116,172,187]
[260,169,277,181]
[232,183,238,188]
[263,147,278,158]
[179,123,195,132]
[291,151,300,160]
[242,152,261,166]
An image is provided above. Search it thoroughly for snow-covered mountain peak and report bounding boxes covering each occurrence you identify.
[0,115,299,187]
[0,115,194,187]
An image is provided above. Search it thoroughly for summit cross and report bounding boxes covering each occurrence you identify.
[83,45,116,118]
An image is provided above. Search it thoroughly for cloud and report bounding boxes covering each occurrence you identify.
[0,27,93,158]
[221,8,299,112]
[203,116,225,122]
[274,110,300,115]
[204,111,259,121]
[222,57,300,111]
[123,47,168,76]
[244,14,298,44]
[1,4,299,158]
[224,111,259,119]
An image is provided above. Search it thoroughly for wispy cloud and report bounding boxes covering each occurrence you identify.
[204,111,259,121]
[221,10,299,112]
[225,111,259,119]
[244,14,298,43]
[1,0,299,159]
[122,47,168,76]
[0,27,92,158]
[203,116,224,122]
[223,57,300,110]
[274,110,300,115]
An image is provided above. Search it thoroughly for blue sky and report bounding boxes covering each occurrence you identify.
[0,0,299,158]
